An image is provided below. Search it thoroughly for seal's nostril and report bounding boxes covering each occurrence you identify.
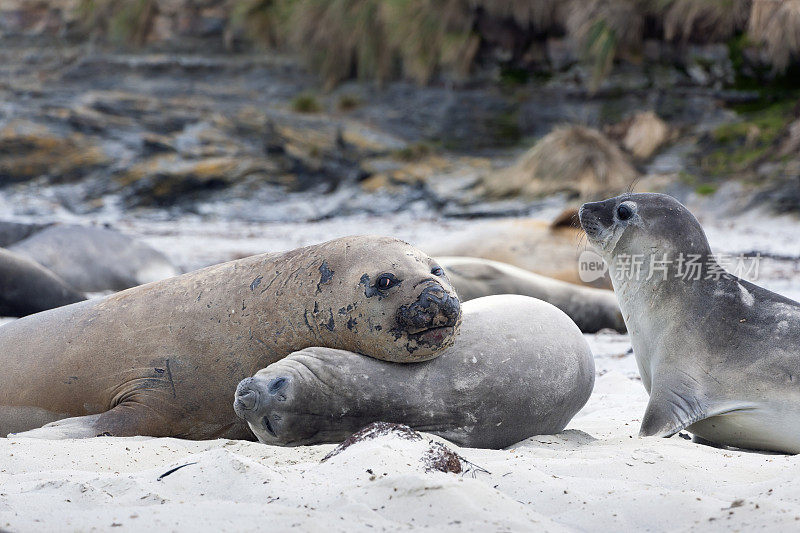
[236,389,258,411]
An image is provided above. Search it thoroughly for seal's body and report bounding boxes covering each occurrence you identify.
[424,211,611,289]
[580,193,800,453]
[2,236,461,440]
[439,256,624,333]
[234,295,595,449]
[10,225,180,292]
[0,248,85,317]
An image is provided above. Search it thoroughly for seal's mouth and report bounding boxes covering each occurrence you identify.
[261,416,277,438]
[411,325,456,346]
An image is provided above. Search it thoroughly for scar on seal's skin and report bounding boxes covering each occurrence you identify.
[317,261,334,294]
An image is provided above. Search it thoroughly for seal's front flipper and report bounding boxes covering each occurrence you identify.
[9,413,104,439]
[639,384,710,438]
[639,383,754,438]
[8,402,174,439]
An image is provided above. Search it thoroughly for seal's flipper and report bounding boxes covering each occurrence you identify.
[640,385,756,438]
[8,402,177,439]
[9,413,104,439]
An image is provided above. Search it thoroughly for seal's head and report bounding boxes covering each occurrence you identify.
[578,193,711,260]
[233,349,388,445]
[307,236,461,362]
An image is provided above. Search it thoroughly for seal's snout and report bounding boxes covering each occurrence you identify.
[233,377,260,418]
[234,375,291,440]
[396,283,461,334]
[579,201,611,239]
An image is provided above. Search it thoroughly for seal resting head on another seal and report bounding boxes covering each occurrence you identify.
[234,295,594,449]
[580,193,800,454]
[2,235,461,439]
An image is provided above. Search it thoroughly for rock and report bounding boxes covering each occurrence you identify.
[0,120,109,185]
[606,111,673,160]
[546,38,578,71]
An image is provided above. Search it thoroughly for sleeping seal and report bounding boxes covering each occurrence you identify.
[0,248,85,317]
[3,236,461,439]
[234,295,595,449]
[438,256,624,332]
[9,224,180,292]
[580,192,800,453]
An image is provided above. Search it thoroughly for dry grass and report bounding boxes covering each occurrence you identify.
[77,0,157,45]
[748,0,800,72]
[478,125,638,200]
[663,0,750,43]
[475,0,562,31]
[564,0,646,91]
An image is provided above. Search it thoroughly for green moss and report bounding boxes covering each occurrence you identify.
[500,67,530,86]
[491,110,522,144]
[694,184,718,196]
[291,93,322,113]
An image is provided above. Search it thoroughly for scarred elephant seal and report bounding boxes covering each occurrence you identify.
[2,236,461,439]
[234,295,594,449]
[580,193,800,454]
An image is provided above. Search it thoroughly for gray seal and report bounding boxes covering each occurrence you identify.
[9,224,180,292]
[0,248,85,317]
[234,295,595,449]
[0,220,51,248]
[438,256,625,333]
[2,236,461,439]
[580,192,800,453]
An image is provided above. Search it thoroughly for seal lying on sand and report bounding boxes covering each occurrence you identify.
[580,193,800,453]
[3,236,461,439]
[0,248,85,317]
[438,256,624,333]
[0,220,51,248]
[234,295,594,449]
[9,224,180,292]
[424,208,611,289]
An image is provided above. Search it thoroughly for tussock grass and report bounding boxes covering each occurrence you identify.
[479,125,638,200]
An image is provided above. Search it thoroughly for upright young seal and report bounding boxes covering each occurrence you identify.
[0,248,85,317]
[438,256,624,333]
[2,236,461,439]
[9,224,180,292]
[234,295,595,449]
[580,193,800,453]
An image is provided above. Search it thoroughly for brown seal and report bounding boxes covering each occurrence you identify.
[1,236,461,439]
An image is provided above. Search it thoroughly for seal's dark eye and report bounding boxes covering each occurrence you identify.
[431,266,444,277]
[376,273,398,290]
[617,204,633,221]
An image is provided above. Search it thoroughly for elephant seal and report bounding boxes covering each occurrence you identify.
[438,256,624,333]
[423,208,611,289]
[580,193,800,453]
[3,236,461,439]
[9,224,180,292]
[234,295,594,449]
[0,220,51,248]
[0,248,85,317]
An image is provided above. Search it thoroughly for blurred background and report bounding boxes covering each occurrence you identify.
[0,0,798,276]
